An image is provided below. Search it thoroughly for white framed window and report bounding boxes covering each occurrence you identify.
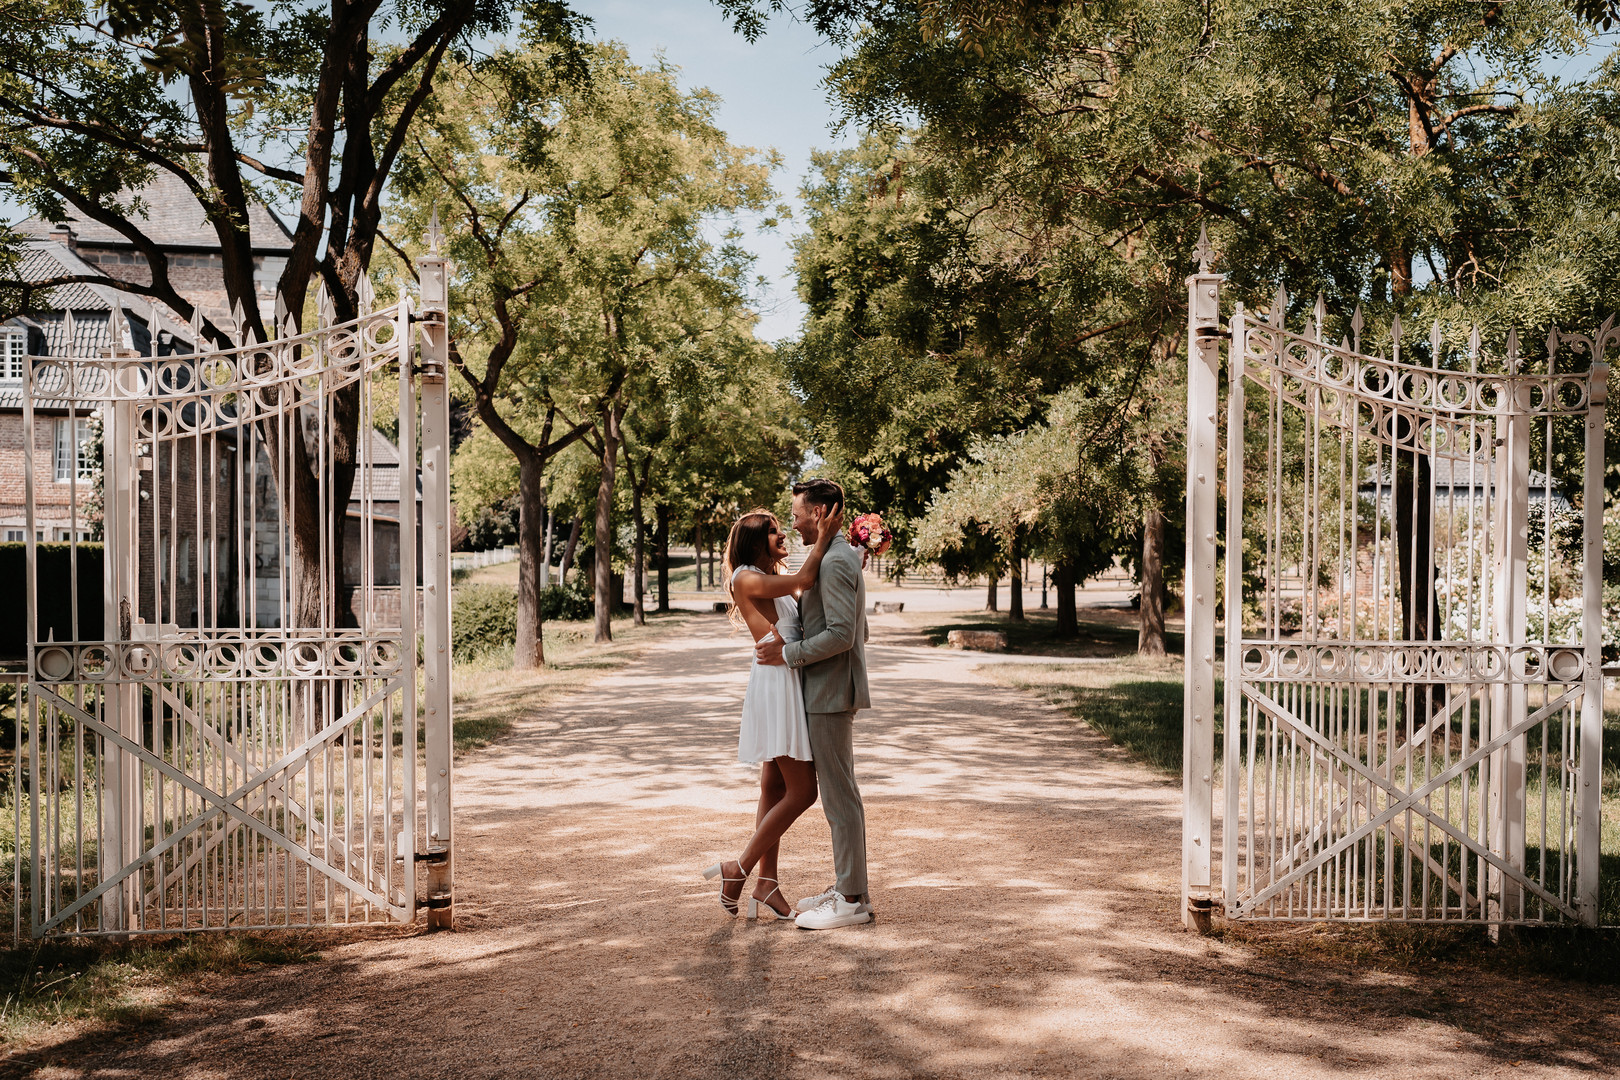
[54,418,93,483]
[4,530,21,542]
[0,328,24,385]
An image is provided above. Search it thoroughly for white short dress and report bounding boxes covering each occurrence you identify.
[732,567,814,764]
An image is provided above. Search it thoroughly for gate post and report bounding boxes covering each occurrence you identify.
[416,222,454,929]
[1182,227,1222,931]
[97,353,140,935]
[1578,358,1607,926]
[1490,347,1531,924]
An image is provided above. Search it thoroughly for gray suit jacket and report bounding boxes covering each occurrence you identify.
[783,537,870,713]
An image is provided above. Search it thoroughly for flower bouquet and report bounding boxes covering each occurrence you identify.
[847,512,893,556]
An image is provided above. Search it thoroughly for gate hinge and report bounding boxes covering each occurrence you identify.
[421,891,453,909]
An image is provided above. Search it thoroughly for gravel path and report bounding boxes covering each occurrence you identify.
[16,615,1619,1079]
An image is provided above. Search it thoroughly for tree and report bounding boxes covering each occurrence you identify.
[807,0,1617,650]
[394,41,778,648]
[0,0,587,629]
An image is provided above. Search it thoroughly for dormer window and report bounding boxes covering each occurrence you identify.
[0,328,24,385]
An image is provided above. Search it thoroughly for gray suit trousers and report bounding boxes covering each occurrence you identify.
[808,707,867,901]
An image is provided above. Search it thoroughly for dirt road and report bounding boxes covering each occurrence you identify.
[17,616,1619,1078]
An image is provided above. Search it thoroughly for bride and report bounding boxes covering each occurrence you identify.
[702,504,842,919]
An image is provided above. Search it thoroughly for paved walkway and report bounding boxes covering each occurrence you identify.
[18,616,1619,1078]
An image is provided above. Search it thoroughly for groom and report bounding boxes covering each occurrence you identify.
[754,478,873,929]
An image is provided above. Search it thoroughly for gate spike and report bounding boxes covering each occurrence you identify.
[273,289,288,331]
[1350,304,1364,354]
[149,308,162,358]
[1390,312,1402,362]
[1302,315,1317,344]
[357,273,375,316]
[1430,318,1443,366]
[1546,325,1560,369]
[107,297,129,355]
[1269,284,1288,327]
[282,314,297,342]
[1506,327,1519,374]
[188,304,206,354]
[230,298,247,347]
[426,205,444,259]
[61,309,76,359]
[316,280,334,330]
[1467,325,1480,372]
[1193,222,1212,274]
[1313,293,1327,340]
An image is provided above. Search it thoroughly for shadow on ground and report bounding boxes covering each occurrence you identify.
[8,615,1617,1079]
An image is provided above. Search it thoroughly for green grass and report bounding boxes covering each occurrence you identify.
[0,933,317,1048]
[906,608,1189,658]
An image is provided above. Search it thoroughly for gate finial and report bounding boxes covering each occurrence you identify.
[1468,325,1481,371]
[1193,223,1213,273]
[274,289,288,332]
[107,298,129,354]
[1430,319,1443,366]
[1390,312,1403,362]
[230,298,248,347]
[427,205,444,259]
[62,309,76,359]
[315,281,334,330]
[1350,304,1364,354]
[357,273,375,317]
[188,304,206,354]
[1269,284,1288,327]
[1506,327,1519,373]
[1547,326,1560,368]
[1313,293,1327,341]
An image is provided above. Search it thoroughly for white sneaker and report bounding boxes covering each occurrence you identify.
[793,885,838,914]
[795,896,873,930]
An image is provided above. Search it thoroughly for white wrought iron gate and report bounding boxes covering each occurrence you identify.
[9,240,454,938]
[1183,232,1612,928]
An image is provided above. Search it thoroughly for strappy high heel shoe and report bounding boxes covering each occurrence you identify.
[747,878,792,921]
[701,857,749,915]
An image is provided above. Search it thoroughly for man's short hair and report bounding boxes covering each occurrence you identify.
[791,478,844,516]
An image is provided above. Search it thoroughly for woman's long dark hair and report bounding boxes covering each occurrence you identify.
[721,509,785,631]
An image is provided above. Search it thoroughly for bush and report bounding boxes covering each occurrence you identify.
[540,577,594,621]
[451,584,517,662]
[464,497,519,551]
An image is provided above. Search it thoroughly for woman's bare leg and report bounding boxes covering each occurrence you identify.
[754,761,786,888]
[721,762,786,911]
[739,757,818,915]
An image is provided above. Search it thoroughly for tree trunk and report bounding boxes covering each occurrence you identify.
[559,516,581,581]
[1054,558,1077,638]
[1009,535,1024,621]
[593,403,622,644]
[693,522,703,592]
[1138,505,1167,657]
[540,499,553,588]
[708,541,716,587]
[514,450,547,669]
[986,569,998,613]
[632,482,646,627]
[655,504,670,613]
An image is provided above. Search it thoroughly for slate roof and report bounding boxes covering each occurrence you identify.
[353,430,420,504]
[14,172,293,253]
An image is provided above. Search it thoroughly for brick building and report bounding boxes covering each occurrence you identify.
[3,177,417,631]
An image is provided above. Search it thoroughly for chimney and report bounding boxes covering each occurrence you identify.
[48,222,75,250]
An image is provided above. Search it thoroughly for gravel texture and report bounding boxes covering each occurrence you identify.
[8,614,1618,1079]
